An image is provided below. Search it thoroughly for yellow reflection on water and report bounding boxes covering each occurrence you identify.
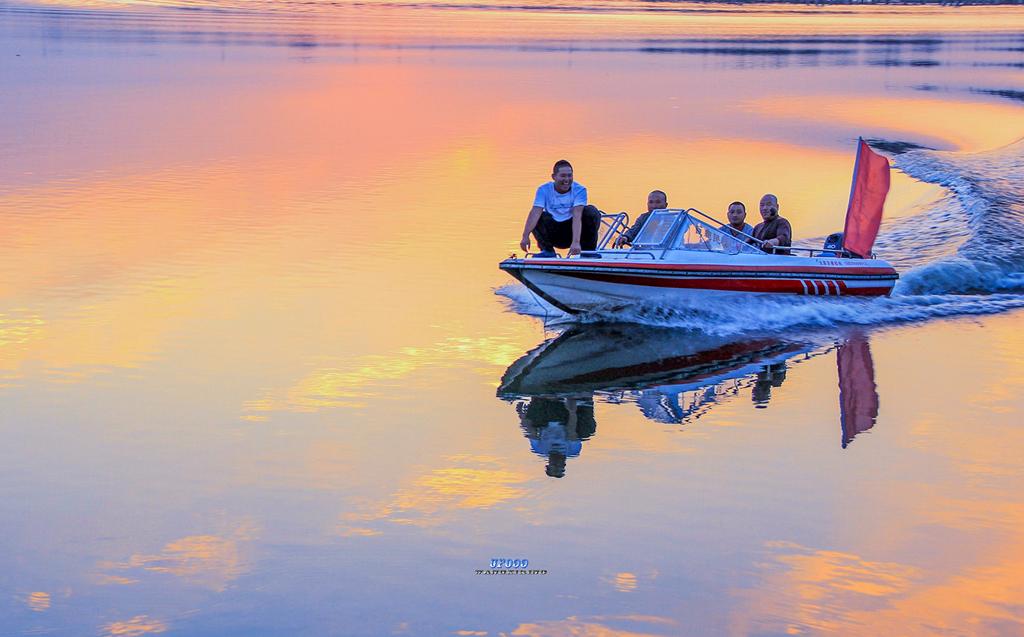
[338,455,530,533]
[95,574,141,585]
[510,615,674,637]
[0,313,43,348]
[731,540,920,635]
[754,96,1024,152]
[18,1,1024,40]
[100,523,257,592]
[243,336,525,416]
[396,466,528,510]
[24,591,51,612]
[611,572,638,593]
[733,525,1024,636]
[102,615,168,637]
[121,535,244,590]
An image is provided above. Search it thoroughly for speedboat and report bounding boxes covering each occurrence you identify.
[500,138,898,314]
[499,208,899,314]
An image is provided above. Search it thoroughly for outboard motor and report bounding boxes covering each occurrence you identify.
[821,232,845,257]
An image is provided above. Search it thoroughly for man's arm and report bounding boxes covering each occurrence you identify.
[565,398,579,440]
[520,206,544,252]
[763,220,793,248]
[615,214,646,248]
[777,219,792,246]
[568,205,584,256]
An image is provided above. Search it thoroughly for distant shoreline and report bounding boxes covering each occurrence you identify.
[645,0,1024,5]
[6,0,1024,8]
[644,0,1024,4]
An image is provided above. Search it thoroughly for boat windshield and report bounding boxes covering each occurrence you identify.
[632,210,684,248]
[631,209,763,254]
[676,216,763,255]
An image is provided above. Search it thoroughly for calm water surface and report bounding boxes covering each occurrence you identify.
[2,2,1024,635]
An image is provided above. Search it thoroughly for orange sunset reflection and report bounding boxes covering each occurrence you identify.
[2,2,1024,635]
[753,96,1024,152]
[99,522,258,592]
[731,529,1024,636]
[101,615,169,637]
[338,455,531,534]
[510,615,677,637]
[16,1,1024,42]
[729,316,1024,636]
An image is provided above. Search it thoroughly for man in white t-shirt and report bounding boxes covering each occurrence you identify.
[519,159,602,257]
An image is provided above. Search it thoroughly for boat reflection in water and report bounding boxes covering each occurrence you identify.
[498,325,880,477]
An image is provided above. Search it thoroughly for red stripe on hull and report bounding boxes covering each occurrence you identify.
[563,272,805,293]
[537,260,896,277]
[552,271,892,296]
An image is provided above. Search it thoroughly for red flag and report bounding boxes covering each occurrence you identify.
[842,138,890,258]
[837,332,878,448]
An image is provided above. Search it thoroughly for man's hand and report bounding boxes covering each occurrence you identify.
[614,236,628,249]
[520,235,531,253]
[568,242,582,256]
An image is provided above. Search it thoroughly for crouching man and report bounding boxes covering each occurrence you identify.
[520,159,601,257]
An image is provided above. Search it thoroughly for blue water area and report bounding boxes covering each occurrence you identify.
[2,2,1024,636]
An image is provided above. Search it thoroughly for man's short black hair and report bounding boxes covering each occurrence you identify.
[552,159,573,174]
[729,201,746,212]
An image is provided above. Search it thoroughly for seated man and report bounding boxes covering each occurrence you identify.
[614,190,668,248]
[520,159,601,257]
[752,193,792,254]
[717,200,754,252]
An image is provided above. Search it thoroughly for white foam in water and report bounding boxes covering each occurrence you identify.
[494,283,566,318]
[895,256,1013,295]
[496,282,1024,335]
[595,293,1024,335]
[892,138,1024,294]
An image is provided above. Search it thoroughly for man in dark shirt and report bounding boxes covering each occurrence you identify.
[752,193,792,253]
[614,190,668,248]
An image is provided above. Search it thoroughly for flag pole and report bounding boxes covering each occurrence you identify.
[841,137,864,253]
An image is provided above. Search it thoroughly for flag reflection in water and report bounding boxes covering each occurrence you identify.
[837,331,880,448]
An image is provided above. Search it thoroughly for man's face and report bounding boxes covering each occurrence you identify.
[759,195,779,221]
[647,192,667,212]
[552,166,574,193]
[727,204,746,226]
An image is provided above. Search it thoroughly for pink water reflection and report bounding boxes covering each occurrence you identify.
[1,3,1024,636]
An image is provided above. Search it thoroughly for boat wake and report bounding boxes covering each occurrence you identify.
[497,283,1024,335]
[497,136,1024,334]
[888,137,1024,295]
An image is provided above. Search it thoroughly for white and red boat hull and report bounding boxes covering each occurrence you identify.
[500,252,898,314]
